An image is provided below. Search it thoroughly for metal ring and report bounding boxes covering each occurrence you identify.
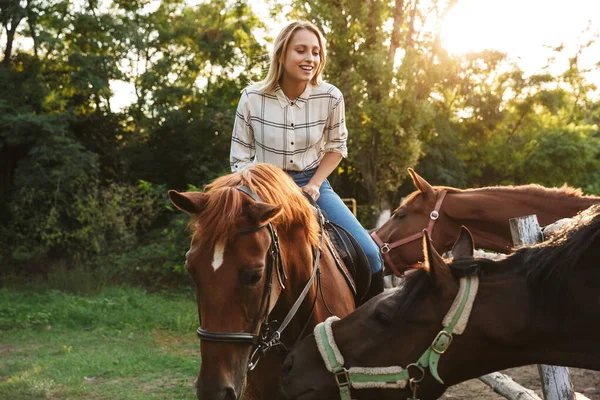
[430,210,439,220]
[381,243,391,254]
[406,363,425,383]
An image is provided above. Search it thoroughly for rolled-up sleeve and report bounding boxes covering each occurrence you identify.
[323,95,348,158]
[230,89,256,171]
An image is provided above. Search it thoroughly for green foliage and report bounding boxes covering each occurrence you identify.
[2,0,600,286]
[0,286,199,399]
[0,286,197,332]
[4,176,164,262]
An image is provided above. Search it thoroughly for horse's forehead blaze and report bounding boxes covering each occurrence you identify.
[211,241,226,271]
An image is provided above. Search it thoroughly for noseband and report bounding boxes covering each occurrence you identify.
[195,186,324,371]
[314,273,479,400]
[371,191,447,275]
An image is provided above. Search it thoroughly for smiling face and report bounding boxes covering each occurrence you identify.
[281,28,322,87]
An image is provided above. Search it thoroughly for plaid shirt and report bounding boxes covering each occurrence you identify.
[230,82,348,172]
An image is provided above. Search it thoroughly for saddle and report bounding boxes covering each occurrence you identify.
[302,192,372,305]
[324,218,372,306]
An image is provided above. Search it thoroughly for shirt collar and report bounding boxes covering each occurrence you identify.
[275,84,312,109]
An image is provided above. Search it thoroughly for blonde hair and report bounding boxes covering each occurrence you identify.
[258,21,327,93]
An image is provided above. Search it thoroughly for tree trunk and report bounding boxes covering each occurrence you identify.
[405,0,419,48]
[2,22,19,67]
[388,0,406,61]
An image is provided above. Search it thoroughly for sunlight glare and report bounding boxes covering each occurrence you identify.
[441,0,600,77]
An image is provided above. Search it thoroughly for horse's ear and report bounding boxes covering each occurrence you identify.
[451,226,475,260]
[408,168,435,198]
[247,202,283,225]
[168,190,207,214]
[423,229,454,290]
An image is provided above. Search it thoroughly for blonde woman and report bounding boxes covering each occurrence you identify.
[230,21,383,297]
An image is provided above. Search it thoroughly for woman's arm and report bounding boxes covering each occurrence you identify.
[302,151,343,200]
[230,90,255,172]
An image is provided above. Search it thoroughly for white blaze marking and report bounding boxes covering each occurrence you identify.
[212,242,225,271]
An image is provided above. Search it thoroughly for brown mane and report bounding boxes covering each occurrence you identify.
[192,163,320,250]
[399,183,591,210]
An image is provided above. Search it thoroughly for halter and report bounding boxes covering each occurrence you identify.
[314,274,479,400]
[195,186,324,371]
[371,191,448,275]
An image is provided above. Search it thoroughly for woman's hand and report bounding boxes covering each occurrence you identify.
[302,182,321,201]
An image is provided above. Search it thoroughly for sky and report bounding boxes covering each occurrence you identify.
[108,0,600,110]
[440,0,600,77]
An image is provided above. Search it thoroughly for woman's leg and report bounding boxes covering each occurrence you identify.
[315,180,382,274]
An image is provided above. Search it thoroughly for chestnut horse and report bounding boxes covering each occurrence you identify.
[282,205,600,400]
[169,163,355,400]
[372,168,600,275]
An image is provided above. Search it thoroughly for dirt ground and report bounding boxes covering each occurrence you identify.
[443,367,600,399]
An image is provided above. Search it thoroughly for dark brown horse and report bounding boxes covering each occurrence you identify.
[372,168,600,275]
[281,205,600,400]
[169,163,355,400]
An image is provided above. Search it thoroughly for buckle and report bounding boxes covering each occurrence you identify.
[380,243,391,254]
[431,330,453,354]
[430,210,439,220]
[334,369,351,388]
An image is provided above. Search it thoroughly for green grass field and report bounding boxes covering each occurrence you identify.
[0,286,201,399]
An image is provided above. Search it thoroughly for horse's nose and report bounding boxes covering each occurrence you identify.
[223,386,237,400]
[282,352,294,378]
[196,382,237,400]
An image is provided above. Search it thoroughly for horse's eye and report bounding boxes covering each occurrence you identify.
[394,213,405,220]
[240,270,263,286]
[373,310,392,326]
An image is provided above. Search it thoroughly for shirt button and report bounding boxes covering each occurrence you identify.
[290,123,294,127]
[290,160,293,164]
[290,102,294,106]
[291,142,294,145]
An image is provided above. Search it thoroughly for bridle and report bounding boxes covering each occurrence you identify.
[314,271,480,400]
[195,185,324,371]
[371,191,448,275]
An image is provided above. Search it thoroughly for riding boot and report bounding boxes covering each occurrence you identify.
[361,270,384,304]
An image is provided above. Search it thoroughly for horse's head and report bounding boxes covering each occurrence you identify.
[170,164,320,400]
[372,168,460,275]
[281,227,529,400]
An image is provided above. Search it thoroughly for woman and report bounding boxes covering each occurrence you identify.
[230,20,383,299]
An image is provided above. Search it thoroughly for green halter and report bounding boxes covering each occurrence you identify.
[314,276,479,400]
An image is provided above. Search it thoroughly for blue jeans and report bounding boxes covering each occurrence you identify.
[287,169,383,273]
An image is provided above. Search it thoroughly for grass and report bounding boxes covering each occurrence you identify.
[0,285,201,399]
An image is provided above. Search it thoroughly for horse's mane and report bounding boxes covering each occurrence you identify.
[457,183,590,198]
[192,163,320,250]
[520,204,600,316]
[394,205,600,319]
[399,183,594,210]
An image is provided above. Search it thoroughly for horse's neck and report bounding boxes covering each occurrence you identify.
[443,188,600,252]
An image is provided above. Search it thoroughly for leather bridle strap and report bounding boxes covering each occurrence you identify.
[371,191,448,275]
[196,328,258,344]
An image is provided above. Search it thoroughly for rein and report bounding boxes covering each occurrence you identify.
[314,274,479,400]
[195,186,324,371]
[371,191,447,275]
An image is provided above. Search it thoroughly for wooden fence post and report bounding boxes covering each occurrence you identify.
[509,215,575,400]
